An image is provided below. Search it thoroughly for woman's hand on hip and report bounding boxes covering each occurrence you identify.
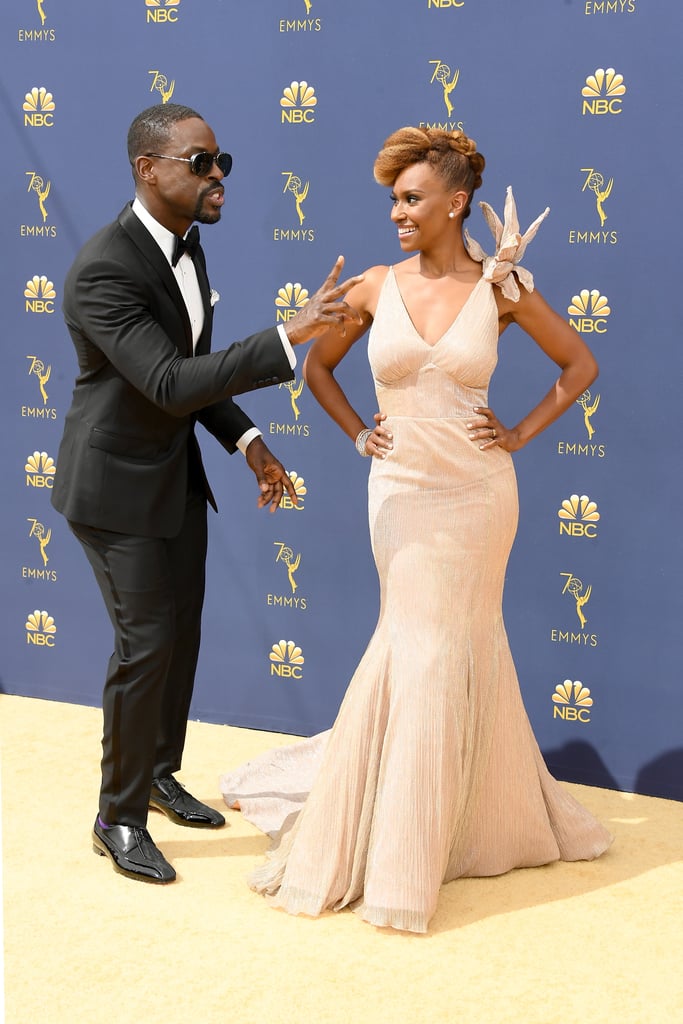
[467,407,521,452]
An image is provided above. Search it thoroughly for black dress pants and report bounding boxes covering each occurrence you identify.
[69,489,208,826]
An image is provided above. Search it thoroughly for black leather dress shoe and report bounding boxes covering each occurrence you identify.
[149,775,226,828]
[92,818,176,883]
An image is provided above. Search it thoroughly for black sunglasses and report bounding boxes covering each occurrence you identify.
[146,150,233,177]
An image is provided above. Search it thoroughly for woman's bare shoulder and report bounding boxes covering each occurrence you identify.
[348,263,392,318]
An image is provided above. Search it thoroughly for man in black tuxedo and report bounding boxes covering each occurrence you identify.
[51,103,361,884]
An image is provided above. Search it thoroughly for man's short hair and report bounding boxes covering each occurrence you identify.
[127,103,204,170]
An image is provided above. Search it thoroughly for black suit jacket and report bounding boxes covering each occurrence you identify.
[52,203,294,537]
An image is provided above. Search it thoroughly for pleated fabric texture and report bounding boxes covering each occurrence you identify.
[220,269,612,933]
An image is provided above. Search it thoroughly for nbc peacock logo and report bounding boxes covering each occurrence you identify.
[280,81,317,124]
[552,680,593,723]
[582,68,626,116]
[25,276,56,314]
[145,0,181,23]
[558,494,600,538]
[25,608,56,647]
[269,640,304,679]
[567,289,610,335]
[23,86,55,127]
[25,450,56,489]
[279,471,307,510]
[275,283,309,322]
[273,286,309,432]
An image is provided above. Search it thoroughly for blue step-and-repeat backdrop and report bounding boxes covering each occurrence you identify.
[1,0,681,800]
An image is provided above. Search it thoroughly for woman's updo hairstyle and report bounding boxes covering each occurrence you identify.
[373,126,485,219]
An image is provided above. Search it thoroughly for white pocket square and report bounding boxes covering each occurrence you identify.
[210,289,220,306]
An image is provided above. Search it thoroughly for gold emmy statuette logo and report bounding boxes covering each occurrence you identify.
[25,609,56,647]
[575,389,600,440]
[25,450,56,489]
[582,67,626,116]
[552,680,593,723]
[551,573,598,644]
[279,471,306,510]
[568,289,610,335]
[25,172,51,222]
[279,378,305,421]
[28,518,52,566]
[23,86,55,127]
[18,1,55,40]
[26,356,52,405]
[280,81,317,124]
[556,396,604,456]
[269,639,304,678]
[581,168,613,227]
[146,0,181,23]
[278,2,322,31]
[429,61,459,117]
[560,572,592,629]
[148,70,175,103]
[558,494,600,538]
[25,276,56,314]
[281,173,309,225]
[274,542,301,593]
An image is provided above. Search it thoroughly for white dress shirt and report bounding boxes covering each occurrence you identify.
[131,197,296,454]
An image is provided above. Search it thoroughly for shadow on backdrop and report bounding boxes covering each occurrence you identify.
[542,740,622,793]
[635,748,683,803]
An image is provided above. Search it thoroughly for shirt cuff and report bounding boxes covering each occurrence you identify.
[236,427,263,455]
[277,323,297,369]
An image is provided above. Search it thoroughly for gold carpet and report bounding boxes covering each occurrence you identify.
[1,694,681,1024]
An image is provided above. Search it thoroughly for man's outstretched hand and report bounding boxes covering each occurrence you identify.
[284,256,364,346]
[245,436,297,513]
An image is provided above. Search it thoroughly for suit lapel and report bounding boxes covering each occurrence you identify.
[117,203,194,354]
[193,246,214,355]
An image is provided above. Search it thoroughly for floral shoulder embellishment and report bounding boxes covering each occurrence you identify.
[464,186,550,302]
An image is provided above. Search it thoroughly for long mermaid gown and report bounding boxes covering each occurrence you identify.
[220,263,612,934]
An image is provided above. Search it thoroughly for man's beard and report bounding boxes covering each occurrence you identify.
[193,188,222,225]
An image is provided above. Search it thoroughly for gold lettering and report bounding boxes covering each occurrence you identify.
[273,229,316,242]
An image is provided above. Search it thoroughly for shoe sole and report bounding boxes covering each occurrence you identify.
[148,798,225,829]
[92,833,176,884]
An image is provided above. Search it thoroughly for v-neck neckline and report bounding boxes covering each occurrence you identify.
[390,267,484,348]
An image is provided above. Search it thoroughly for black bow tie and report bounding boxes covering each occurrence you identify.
[171,225,200,267]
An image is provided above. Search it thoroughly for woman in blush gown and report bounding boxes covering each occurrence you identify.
[220,127,612,933]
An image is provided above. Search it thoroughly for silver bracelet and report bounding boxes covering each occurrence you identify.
[355,428,372,456]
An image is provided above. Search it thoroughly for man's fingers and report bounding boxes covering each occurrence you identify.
[322,255,345,286]
[262,467,298,509]
[282,472,297,501]
[326,274,365,300]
